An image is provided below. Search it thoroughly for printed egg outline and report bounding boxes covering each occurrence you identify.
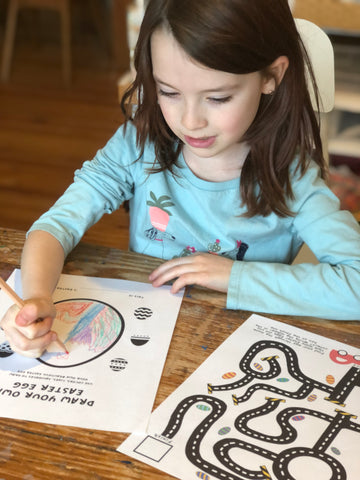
[277,377,290,383]
[130,335,150,346]
[110,357,128,372]
[0,341,13,358]
[331,447,341,456]
[291,415,305,421]
[326,374,335,385]
[196,472,210,480]
[134,307,153,320]
[196,404,211,412]
[218,426,231,436]
[253,362,263,371]
[222,371,236,380]
[307,394,317,402]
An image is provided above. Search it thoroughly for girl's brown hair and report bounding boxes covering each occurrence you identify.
[121,0,326,217]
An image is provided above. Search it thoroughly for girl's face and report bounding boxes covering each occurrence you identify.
[151,27,272,170]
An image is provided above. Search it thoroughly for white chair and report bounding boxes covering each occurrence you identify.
[296,18,335,163]
[293,19,335,264]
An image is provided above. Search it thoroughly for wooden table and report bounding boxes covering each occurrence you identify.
[0,227,359,479]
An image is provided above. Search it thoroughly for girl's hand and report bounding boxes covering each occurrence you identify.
[0,299,57,358]
[149,253,233,293]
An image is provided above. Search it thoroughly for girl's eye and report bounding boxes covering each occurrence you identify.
[208,96,232,104]
[158,89,178,98]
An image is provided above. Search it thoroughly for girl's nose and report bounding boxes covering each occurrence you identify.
[181,103,207,131]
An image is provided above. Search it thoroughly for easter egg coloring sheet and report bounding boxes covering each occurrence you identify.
[0,269,183,432]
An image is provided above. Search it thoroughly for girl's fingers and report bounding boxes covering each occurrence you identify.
[170,272,204,293]
[149,253,233,293]
[15,300,55,327]
[16,316,54,340]
[7,324,57,358]
[149,257,192,282]
[1,301,56,357]
[150,260,196,287]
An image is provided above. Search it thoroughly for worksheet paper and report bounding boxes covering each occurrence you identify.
[119,314,360,480]
[0,269,183,432]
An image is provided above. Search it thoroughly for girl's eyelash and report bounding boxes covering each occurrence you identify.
[158,89,232,104]
[158,89,178,97]
[209,96,232,104]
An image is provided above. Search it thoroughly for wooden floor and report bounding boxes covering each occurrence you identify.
[0,3,130,249]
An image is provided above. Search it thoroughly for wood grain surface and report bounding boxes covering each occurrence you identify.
[0,228,359,479]
[0,1,131,251]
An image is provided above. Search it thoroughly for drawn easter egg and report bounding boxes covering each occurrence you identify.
[38,299,125,368]
[134,307,153,320]
[331,447,341,456]
[196,404,211,412]
[307,394,317,402]
[130,335,150,346]
[253,363,263,371]
[109,358,128,371]
[222,371,236,379]
[218,426,231,435]
[0,341,13,358]
[292,415,305,421]
[196,472,210,480]
[326,374,335,384]
[277,377,289,383]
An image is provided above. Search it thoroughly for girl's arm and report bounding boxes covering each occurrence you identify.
[0,230,65,357]
[149,162,360,320]
[0,126,139,357]
[21,230,65,300]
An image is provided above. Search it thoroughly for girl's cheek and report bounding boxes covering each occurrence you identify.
[159,105,175,126]
[158,101,168,117]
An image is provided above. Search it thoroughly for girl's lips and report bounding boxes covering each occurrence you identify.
[184,135,216,148]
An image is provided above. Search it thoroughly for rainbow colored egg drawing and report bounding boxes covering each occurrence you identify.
[277,377,289,383]
[40,299,125,368]
[196,472,210,480]
[331,447,341,456]
[218,426,231,436]
[307,394,317,402]
[196,404,211,412]
[292,415,305,421]
[253,363,263,371]
[222,371,236,379]
[326,374,335,385]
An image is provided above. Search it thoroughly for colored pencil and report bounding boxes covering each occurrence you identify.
[0,276,68,354]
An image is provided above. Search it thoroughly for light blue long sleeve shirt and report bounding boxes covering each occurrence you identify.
[29,123,360,320]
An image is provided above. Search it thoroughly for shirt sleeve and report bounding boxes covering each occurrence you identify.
[227,162,360,320]
[27,124,140,256]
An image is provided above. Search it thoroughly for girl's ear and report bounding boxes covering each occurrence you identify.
[262,56,289,94]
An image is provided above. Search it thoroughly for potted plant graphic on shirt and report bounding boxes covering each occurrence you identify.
[145,191,176,241]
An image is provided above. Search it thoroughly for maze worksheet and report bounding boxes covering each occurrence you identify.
[119,314,360,479]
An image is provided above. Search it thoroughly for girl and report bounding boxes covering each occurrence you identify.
[1,0,360,357]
